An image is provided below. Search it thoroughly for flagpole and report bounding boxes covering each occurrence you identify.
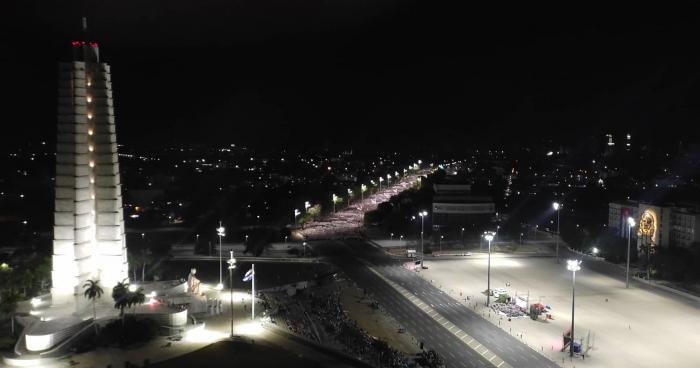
[251,263,255,320]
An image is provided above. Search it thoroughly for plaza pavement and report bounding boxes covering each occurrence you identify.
[419,252,700,368]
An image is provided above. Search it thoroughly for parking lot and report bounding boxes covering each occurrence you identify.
[419,254,700,368]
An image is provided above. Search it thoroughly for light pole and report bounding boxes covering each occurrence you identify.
[484,232,494,307]
[390,233,394,240]
[379,177,384,190]
[304,201,311,212]
[303,241,307,257]
[626,217,636,288]
[439,235,444,254]
[553,202,561,263]
[294,208,301,224]
[284,235,288,243]
[461,227,465,247]
[216,223,226,291]
[520,233,523,244]
[227,251,237,338]
[361,184,367,201]
[347,188,353,206]
[332,194,339,213]
[419,211,428,268]
[567,259,582,357]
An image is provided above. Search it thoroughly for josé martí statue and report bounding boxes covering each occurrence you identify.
[187,268,202,295]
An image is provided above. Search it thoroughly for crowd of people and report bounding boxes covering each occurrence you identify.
[491,302,526,318]
[262,285,412,368]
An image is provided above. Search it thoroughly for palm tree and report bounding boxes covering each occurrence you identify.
[0,290,21,334]
[112,279,129,325]
[128,288,146,315]
[83,279,103,334]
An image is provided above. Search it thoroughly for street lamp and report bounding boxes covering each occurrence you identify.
[567,259,582,357]
[332,194,339,213]
[484,232,494,307]
[304,201,311,212]
[378,177,384,190]
[461,227,465,246]
[347,188,353,206]
[216,222,225,291]
[520,232,523,244]
[294,208,301,224]
[303,241,307,257]
[553,202,561,263]
[227,250,237,338]
[626,217,636,288]
[419,211,428,268]
[284,235,288,243]
[390,233,394,240]
[361,184,367,201]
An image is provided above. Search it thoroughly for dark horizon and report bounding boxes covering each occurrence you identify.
[3,2,700,152]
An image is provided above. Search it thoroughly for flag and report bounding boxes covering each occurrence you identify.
[242,268,254,282]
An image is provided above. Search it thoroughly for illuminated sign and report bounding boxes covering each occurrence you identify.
[638,209,657,245]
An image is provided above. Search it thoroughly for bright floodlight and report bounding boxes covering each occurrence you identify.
[484,233,494,242]
[553,202,560,210]
[628,217,636,227]
[592,247,599,254]
[30,298,42,308]
[215,283,224,291]
[217,226,226,236]
[419,210,428,217]
[128,284,137,292]
[567,259,582,272]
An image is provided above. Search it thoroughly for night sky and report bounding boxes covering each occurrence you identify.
[4,1,700,152]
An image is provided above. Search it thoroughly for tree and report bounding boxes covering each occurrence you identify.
[0,290,21,334]
[83,279,104,334]
[112,280,130,325]
[127,288,146,315]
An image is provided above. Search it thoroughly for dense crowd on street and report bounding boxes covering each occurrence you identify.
[262,284,412,368]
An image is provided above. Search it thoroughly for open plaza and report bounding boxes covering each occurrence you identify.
[418,252,700,368]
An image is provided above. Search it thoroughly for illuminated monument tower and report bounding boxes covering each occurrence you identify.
[51,18,128,304]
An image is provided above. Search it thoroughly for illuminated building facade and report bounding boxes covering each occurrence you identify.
[52,22,128,303]
[609,200,700,251]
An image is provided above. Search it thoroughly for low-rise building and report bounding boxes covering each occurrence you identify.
[432,183,495,228]
[608,200,700,251]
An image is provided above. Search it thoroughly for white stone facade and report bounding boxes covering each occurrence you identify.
[52,44,128,303]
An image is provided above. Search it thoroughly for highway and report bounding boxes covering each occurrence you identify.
[313,239,559,368]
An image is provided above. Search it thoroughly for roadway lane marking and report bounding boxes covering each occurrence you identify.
[365,265,513,368]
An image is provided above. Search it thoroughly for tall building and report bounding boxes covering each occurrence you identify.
[51,20,128,304]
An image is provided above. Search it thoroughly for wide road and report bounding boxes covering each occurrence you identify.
[313,239,559,368]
